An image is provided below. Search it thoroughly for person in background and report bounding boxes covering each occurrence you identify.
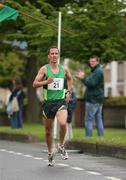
[33,46,73,166]
[76,55,104,137]
[8,77,25,128]
[65,88,77,140]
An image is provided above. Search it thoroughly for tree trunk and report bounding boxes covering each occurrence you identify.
[26,56,41,123]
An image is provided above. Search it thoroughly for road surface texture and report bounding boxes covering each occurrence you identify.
[0,140,126,180]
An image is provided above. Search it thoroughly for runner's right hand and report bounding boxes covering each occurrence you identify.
[47,77,54,84]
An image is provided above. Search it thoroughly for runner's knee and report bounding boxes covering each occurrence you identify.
[45,128,52,137]
[60,123,66,128]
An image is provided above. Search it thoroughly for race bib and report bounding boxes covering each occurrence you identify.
[48,78,64,90]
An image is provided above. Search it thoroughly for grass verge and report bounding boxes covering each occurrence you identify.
[0,123,45,142]
[0,123,126,147]
[73,128,126,147]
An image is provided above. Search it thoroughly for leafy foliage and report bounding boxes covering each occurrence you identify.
[0,52,25,87]
[105,96,126,106]
[0,0,126,121]
[60,0,126,62]
[3,0,126,65]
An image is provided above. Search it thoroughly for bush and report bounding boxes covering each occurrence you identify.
[104,96,126,106]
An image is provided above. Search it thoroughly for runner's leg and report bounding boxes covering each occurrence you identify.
[56,109,69,160]
[56,109,67,146]
[43,118,54,154]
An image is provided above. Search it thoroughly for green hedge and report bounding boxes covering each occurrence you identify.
[104,96,126,106]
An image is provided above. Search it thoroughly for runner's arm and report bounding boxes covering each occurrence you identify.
[33,66,53,88]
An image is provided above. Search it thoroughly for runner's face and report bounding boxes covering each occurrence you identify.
[48,48,59,63]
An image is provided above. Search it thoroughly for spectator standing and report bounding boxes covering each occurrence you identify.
[65,88,77,140]
[8,77,25,128]
[76,55,104,137]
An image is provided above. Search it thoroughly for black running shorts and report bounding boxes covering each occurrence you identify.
[42,99,67,119]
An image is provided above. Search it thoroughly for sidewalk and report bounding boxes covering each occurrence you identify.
[0,131,126,160]
[66,140,126,160]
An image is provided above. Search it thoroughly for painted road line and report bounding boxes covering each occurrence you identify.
[33,157,43,160]
[86,171,102,175]
[0,148,123,180]
[57,163,69,167]
[105,176,122,180]
[23,154,33,158]
[7,150,15,154]
[71,166,84,171]
[15,152,24,155]
[0,149,7,152]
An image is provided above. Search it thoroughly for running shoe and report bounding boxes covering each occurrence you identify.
[58,145,68,160]
[48,153,55,166]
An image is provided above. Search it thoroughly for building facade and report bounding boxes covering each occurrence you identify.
[104,61,126,97]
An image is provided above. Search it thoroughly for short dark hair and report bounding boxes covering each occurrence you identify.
[47,46,59,55]
[89,55,100,62]
[13,77,23,89]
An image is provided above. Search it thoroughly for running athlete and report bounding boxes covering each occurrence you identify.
[33,47,73,166]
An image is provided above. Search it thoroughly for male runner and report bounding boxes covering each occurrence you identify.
[33,47,73,166]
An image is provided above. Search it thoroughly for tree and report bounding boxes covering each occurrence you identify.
[0,52,25,87]
[1,0,126,122]
[60,0,126,63]
[1,0,60,122]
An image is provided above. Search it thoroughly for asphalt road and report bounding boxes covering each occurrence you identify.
[0,140,126,180]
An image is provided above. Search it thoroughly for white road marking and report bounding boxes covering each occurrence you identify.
[105,177,122,180]
[7,150,15,154]
[0,148,123,180]
[57,163,69,167]
[0,149,7,152]
[15,152,24,155]
[33,157,43,160]
[24,154,33,158]
[71,167,84,171]
[86,171,102,175]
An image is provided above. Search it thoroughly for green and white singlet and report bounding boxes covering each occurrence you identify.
[43,64,66,101]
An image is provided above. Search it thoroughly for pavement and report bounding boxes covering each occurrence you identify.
[0,132,126,160]
[1,140,126,180]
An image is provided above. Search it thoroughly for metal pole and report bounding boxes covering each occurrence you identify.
[57,11,62,63]
[53,12,62,140]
